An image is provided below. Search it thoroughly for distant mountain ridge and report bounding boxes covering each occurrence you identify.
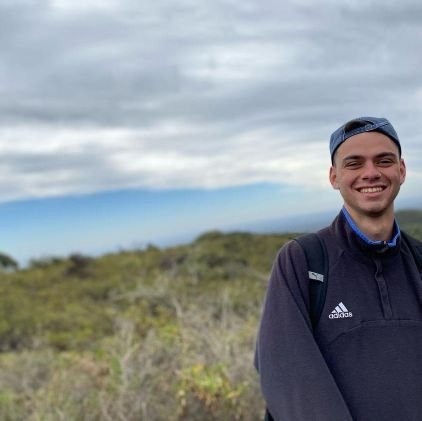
[224,208,422,237]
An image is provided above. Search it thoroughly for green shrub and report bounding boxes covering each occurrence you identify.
[0,253,18,272]
[177,363,247,420]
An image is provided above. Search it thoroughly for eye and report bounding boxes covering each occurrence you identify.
[377,159,394,166]
[344,161,361,168]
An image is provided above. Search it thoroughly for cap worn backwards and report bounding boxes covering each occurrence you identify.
[330,116,401,163]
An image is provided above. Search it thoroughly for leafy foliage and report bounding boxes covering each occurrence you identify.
[28,256,65,269]
[0,253,18,272]
[0,230,294,420]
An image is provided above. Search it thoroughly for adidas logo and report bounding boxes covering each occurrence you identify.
[329,302,353,319]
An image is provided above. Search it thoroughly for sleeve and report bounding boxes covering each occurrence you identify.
[254,240,353,421]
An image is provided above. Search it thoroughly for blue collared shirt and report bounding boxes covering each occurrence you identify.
[341,206,400,248]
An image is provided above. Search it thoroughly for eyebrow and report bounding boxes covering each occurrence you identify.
[342,152,398,163]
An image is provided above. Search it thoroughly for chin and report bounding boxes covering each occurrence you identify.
[358,203,392,217]
[364,208,387,217]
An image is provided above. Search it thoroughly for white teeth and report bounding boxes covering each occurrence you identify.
[359,187,383,193]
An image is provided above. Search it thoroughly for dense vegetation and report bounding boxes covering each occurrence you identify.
[396,209,422,239]
[0,230,302,420]
[0,210,420,420]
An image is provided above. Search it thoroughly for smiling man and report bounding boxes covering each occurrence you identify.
[255,117,422,421]
[329,120,406,242]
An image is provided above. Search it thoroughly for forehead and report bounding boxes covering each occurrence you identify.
[334,131,400,160]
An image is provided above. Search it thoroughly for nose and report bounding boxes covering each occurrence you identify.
[361,162,381,181]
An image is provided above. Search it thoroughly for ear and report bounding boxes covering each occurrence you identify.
[399,158,406,185]
[329,166,339,190]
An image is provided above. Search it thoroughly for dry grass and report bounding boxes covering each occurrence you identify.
[0,280,265,421]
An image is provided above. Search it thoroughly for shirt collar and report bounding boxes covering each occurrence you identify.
[341,206,401,248]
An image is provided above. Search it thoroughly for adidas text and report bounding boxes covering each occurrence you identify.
[329,312,353,319]
[329,302,353,319]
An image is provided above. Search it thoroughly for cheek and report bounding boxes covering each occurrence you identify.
[337,174,353,189]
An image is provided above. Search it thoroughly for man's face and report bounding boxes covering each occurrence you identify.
[329,131,406,220]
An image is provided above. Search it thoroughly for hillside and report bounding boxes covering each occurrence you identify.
[0,231,298,420]
[0,212,421,420]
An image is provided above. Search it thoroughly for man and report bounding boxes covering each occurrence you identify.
[254,117,422,420]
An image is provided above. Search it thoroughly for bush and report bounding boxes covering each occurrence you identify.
[177,363,247,420]
[28,256,65,269]
[65,253,94,278]
[0,253,18,272]
[0,230,297,419]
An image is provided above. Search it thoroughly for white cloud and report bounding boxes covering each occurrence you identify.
[0,0,421,202]
[184,42,297,81]
[0,123,332,202]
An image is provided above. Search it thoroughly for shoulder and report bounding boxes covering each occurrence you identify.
[401,230,422,269]
[276,238,307,264]
[276,231,331,264]
[271,238,310,289]
[401,230,422,245]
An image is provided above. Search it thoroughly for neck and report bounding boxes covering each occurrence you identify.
[343,205,395,242]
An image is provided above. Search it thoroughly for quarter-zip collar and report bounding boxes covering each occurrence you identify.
[341,206,401,248]
[330,210,401,260]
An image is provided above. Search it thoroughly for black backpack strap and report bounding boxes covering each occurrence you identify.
[401,230,422,271]
[295,233,329,330]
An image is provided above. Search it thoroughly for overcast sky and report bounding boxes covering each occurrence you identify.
[1,0,422,263]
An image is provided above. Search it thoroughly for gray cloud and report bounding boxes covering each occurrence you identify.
[0,0,421,201]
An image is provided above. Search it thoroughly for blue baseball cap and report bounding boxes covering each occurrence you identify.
[330,116,401,163]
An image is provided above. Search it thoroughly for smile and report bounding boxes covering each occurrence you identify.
[358,187,384,193]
